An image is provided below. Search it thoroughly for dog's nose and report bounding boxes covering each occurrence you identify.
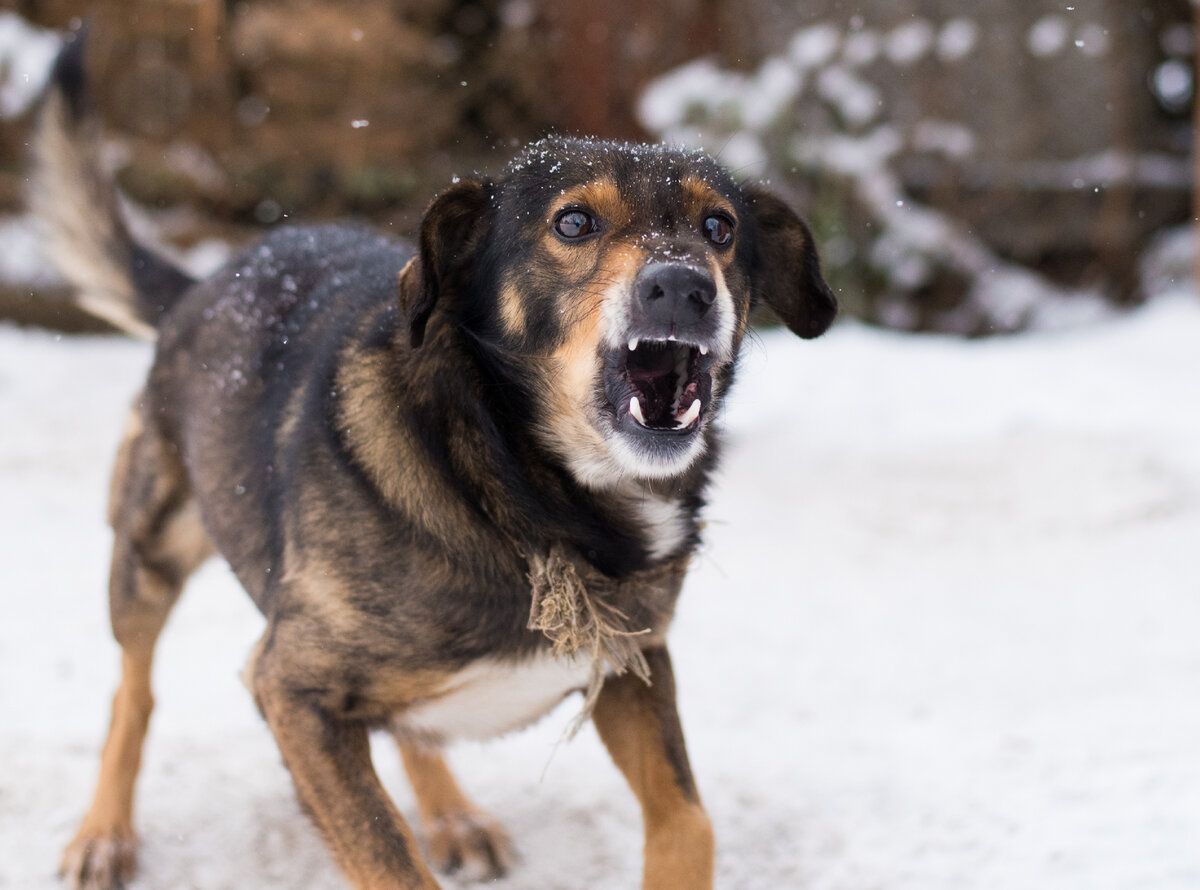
[635,262,716,327]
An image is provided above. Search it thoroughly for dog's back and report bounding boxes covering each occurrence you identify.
[148,224,416,606]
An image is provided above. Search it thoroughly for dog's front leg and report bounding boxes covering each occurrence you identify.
[251,651,441,890]
[592,646,714,890]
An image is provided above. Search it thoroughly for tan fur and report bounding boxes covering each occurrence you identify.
[536,242,645,488]
[59,652,152,889]
[542,179,631,272]
[105,409,143,527]
[63,413,215,888]
[497,280,526,338]
[592,649,714,890]
[335,349,494,552]
[681,177,736,221]
[274,376,309,456]
[396,743,514,878]
[258,559,461,721]
[159,502,215,579]
[546,178,631,231]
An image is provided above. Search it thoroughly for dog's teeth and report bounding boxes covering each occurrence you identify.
[674,399,702,428]
[699,344,709,356]
[628,337,640,351]
[668,333,678,341]
[629,396,647,426]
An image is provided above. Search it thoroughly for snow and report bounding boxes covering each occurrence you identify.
[1074,23,1111,59]
[1140,225,1197,297]
[884,20,935,67]
[1152,59,1194,113]
[636,58,733,133]
[840,29,880,68]
[788,24,841,71]
[1028,16,1071,58]
[714,131,767,177]
[0,12,60,119]
[0,216,66,287]
[2,289,1199,889]
[1160,24,1194,57]
[911,119,975,160]
[743,57,803,131]
[815,65,880,128]
[935,19,978,63]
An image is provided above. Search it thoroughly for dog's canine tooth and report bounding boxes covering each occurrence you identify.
[699,344,709,356]
[628,337,640,351]
[674,399,701,428]
[629,396,647,426]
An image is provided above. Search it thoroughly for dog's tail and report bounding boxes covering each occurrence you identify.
[30,24,197,339]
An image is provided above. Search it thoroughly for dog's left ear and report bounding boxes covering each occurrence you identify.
[399,178,494,347]
[742,185,837,339]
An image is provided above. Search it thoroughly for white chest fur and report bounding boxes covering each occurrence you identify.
[634,493,690,561]
[395,652,594,744]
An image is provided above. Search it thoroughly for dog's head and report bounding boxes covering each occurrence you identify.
[399,138,835,488]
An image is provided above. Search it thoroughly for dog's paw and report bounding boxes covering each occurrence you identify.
[425,812,515,881]
[60,829,138,890]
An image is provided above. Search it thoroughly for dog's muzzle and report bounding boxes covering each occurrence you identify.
[596,259,731,477]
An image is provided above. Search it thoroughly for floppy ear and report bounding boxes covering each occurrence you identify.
[742,185,837,339]
[399,178,493,347]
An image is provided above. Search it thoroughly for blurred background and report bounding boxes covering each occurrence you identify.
[1,8,1198,887]
[0,0,1194,334]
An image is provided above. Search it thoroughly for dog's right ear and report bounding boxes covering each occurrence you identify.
[399,178,494,347]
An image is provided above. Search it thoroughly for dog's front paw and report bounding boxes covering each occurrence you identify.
[60,828,138,890]
[426,812,515,882]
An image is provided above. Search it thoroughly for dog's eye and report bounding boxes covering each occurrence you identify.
[703,214,734,246]
[554,209,597,240]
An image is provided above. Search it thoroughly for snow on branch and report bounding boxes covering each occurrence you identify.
[638,16,1192,334]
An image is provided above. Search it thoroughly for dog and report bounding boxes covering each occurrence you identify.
[35,25,835,890]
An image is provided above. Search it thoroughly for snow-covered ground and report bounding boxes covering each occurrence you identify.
[2,293,1199,890]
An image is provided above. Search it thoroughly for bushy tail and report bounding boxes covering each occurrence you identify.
[30,24,196,339]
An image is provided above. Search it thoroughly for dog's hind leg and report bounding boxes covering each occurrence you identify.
[61,408,213,890]
[396,741,515,881]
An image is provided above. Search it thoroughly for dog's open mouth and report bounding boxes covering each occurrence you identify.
[604,337,716,435]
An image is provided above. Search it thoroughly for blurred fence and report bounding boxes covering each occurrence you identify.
[0,0,1193,333]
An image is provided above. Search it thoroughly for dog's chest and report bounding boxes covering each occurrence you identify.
[395,653,593,743]
[635,493,691,561]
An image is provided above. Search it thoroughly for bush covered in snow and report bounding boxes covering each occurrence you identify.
[638,10,1195,335]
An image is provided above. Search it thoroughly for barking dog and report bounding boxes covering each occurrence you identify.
[36,28,835,890]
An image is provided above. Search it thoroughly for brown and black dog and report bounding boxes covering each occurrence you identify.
[35,27,835,890]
